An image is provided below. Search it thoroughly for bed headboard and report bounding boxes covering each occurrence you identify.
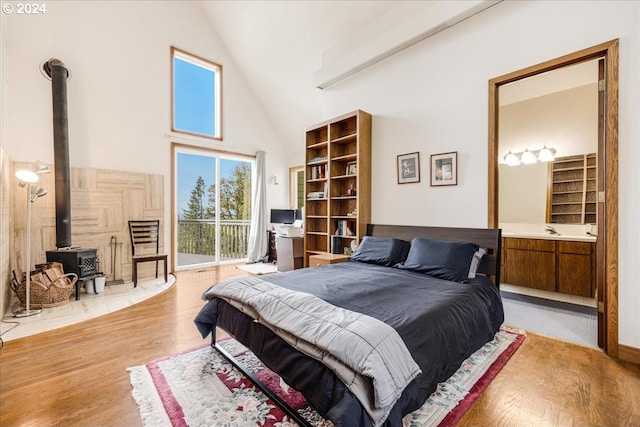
[366,224,502,287]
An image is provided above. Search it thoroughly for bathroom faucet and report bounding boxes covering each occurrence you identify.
[545,225,560,235]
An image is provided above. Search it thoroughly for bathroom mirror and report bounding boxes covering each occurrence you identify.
[499,162,548,223]
[497,60,599,225]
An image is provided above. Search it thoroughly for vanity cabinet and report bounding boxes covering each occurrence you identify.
[557,241,594,297]
[503,238,556,292]
[502,237,594,297]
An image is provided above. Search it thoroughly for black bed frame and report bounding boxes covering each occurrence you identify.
[213,340,314,426]
[212,224,502,426]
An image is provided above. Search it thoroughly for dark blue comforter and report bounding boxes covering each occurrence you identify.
[195,261,504,427]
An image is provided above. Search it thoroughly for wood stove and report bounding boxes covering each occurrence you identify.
[46,248,97,300]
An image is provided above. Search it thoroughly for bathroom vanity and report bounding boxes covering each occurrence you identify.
[500,227,596,298]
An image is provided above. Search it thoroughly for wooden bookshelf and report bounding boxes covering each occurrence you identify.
[303,110,371,265]
[546,153,596,224]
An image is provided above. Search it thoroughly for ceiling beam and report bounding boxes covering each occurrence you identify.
[313,0,502,89]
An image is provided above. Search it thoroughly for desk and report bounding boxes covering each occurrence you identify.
[276,236,304,272]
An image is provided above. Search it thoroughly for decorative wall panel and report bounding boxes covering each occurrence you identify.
[7,163,164,312]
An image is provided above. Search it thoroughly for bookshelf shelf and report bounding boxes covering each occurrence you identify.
[547,153,596,224]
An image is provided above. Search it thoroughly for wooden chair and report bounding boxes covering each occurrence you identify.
[128,220,168,287]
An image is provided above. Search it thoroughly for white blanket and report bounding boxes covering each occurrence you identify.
[206,276,422,427]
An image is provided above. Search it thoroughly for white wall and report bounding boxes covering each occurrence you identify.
[320,1,640,348]
[1,1,290,266]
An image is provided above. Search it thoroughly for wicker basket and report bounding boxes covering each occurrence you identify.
[10,262,78,308]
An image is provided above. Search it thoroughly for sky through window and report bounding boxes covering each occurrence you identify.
[172,48,221,139]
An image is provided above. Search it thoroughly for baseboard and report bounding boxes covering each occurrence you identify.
[618,344,640,365]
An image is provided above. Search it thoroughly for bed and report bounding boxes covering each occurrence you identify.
[194,224,504,427]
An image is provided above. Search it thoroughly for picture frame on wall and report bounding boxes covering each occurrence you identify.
[430,151,458,186]
[397,152,420,184]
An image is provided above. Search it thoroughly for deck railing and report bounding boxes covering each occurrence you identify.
[177,219,250,261]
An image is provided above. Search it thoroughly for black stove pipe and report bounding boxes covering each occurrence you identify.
[43,58,72,249]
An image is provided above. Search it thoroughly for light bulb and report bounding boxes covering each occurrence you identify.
[521,149,537,164]
[15,169,39,183]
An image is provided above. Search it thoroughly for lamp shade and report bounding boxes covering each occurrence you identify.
[538,146,556,162]
[504,151,520,166]
[33,161,50,174]
[30,186,48,202]
[15,169,39,183]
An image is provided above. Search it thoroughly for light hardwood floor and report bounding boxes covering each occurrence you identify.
[0,266,638,427]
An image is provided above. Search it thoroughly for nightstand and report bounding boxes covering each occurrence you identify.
[308,253,351,267]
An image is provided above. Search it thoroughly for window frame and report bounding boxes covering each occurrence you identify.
[171,46,223,141]
[289,165,305,209]
[171,142,255,271]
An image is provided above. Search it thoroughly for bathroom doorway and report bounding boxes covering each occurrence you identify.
[488,40,619,356]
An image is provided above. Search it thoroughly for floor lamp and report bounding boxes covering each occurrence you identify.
[14,162,49,318]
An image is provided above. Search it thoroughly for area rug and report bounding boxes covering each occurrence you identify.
[129,326,525,427]
[236,263,278,275]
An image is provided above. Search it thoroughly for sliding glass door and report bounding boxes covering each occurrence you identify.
[174,145,254,269]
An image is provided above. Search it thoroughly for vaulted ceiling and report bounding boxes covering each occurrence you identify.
[198,1,471,151]
[199,1,593,157]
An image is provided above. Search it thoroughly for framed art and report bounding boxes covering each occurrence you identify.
[430,151,458,186]
[346,161,357,175]
[397,152,420,184]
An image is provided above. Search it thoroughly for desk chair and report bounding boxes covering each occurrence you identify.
[128,220,168,287]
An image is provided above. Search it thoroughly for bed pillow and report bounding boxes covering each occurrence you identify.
[468,247,487,279]
[397,237,479,282]
[350,236,410,267]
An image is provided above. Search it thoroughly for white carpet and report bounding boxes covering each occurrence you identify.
[236,263,278,275]
[501,290,597,348]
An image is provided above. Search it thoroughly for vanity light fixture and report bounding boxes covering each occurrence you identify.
[503,146,557,166]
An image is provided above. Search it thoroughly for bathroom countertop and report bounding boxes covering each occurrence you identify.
[501,231,596,242]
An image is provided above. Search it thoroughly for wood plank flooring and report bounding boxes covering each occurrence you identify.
[1,265,638,427]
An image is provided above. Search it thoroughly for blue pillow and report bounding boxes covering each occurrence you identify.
[350,236,410,267]
[397,237,479,282]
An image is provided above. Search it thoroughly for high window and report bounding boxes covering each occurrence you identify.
[172,47,222,140]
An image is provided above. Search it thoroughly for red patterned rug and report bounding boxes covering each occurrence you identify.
[129,327,525,426]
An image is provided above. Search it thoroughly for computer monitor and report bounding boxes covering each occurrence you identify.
[270,209,296,224]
